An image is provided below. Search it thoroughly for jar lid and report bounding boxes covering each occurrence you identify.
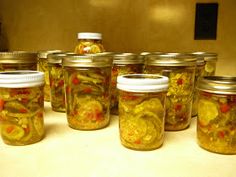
[192,52,217,61]
[113,53,144,64]
[77,32,102,40]
[197,76,236,94]
[146,53,197,66]
[117,74,169,92]
[0,51,37,63]
[48,52,67,64]
[62,54,113,67]
[0,71,44,88]
[37,50,62,59]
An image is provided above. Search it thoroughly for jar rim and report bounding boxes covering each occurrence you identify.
[0,51,37,63]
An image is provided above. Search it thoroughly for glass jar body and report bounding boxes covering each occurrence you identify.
[145,65,195,130]
[203,60,217,76]
[63,66,111,130]
[74,39,105,54]
[197,91,236,154]
[0,86,44,145]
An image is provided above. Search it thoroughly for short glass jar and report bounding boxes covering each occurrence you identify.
[117,74,169,150]
[74,32,105,54]
[145,54,196,131]
[197,76,236,154]
[38,50,61,102]
[111,53,144,115]
[62,54,112,130]
[0,71,45,145]
[0,51,37,71]
[192,52,217,76]
[48,53,67,112]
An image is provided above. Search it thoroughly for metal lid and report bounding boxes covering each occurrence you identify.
[192,52,217,62]
[0,51,37,63]
[0,70,44,88]
[146,53,197,66]
[47,52,67,64]
[117,74,169,92]
[197,76,236,94]
[77,32,102,40]
[37,50,62,59]
[113,53,144,64]
[62,54,113,67]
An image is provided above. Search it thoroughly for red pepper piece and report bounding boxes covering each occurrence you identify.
[0,99,4,111]
[218,131,225,139]
[175,104,182,111]
[177,78,183,85]
[21,98,29,104]
[6,126,15,134]
[83,87,92,94]
[134,139,141,144]
[66,86,71,94]
[220,104,231,113]
[19,108,28,113]
[72,77,80,85]
[122,95,140,101]
[58,80,64,87]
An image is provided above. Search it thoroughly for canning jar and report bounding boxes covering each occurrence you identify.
[197,76,236,154]
[117,74,169,150]
[191,56,205,117]
[0,51,37,71]
[111,53,144,115]
[0,71,45,145]
[192,52,217,76]
[38,50,61,102]
[74,32,105,54]
[62,54,112,130]
[48,53,67,112]
[145,54,196,131]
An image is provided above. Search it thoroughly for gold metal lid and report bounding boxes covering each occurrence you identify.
[47,53,67,64]
[146,53,197,66]
[62,54,113,67]
[37,50,62,59]
[0,51,37,63]
[192,52,217,62]
[197,76,236,94]
[113,53,143,64]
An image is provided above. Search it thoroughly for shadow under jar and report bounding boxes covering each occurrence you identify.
[62,54,112,130]
[0,71,45,145]
[117,74,169,150]
[144,53,196,131]
[197,76,236,154]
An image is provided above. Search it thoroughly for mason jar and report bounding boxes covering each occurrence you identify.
[62,54,112,130]
[48,53,67,112]
[145,54,196,131]
[197,76,236,154]
[74,32,105,54]
[117,74,169,150]
[111,53,144,115]
[0,51,37,71]
[38,50,61,102]
[0,71,45,145]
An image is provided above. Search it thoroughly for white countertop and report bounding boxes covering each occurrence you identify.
[1,102,235,177]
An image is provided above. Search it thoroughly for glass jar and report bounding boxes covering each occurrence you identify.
[74,32,105,54]
[145,54,196,131]
[197,76,236,154]
[111,53,144,115]
[191,56,205,117]
[117,74,169,150]
[37,50,61,102]
[62,54,112,130]
[0,51,37,71]
[0,71,45,145]
[48,53,67,112]
[192,52,217,76]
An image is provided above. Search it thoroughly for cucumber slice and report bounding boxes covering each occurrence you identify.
[1,123,25,140]
[205,63,215,73]
[198,99,218,126]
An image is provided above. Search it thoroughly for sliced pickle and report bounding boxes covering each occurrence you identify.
[3,101,28,113]
[205,63,215,73]
[21,119,34,142]
[1,123,25,140]
[198,99,218,126]
[33,113,44,136]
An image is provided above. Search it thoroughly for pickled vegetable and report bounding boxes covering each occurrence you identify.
[64,67,111,130]
[119,91,165,150]
[197,92,236,154]
[74,39,104,54]
[48,63,65,112]
[111,64,143,114]
[0,87,44,145]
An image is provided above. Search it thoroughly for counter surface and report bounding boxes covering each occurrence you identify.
[1,103,235,177]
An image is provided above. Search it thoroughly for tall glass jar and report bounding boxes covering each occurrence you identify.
[111,53,144,115]
[37,50,61,102]
[197,76,236,154]
[0,51,37,71]
[0,71,45,145]
[74,32,105,54]
[145,54,196,131]
[62,54,112,130]
[117,74,169,150]
[48,53,67,112]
